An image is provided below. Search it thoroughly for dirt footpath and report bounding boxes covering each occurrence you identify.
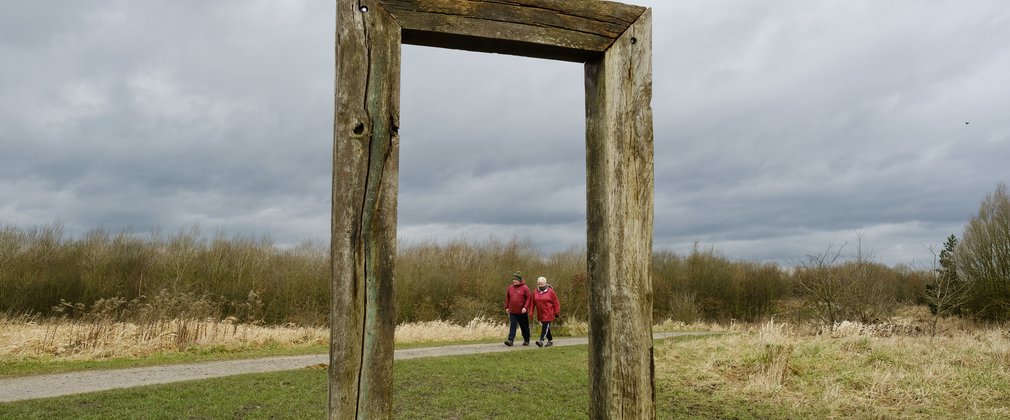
[0,332,707,402]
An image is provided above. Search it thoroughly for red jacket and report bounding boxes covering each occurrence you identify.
[505,280,533,314]
[532,286,561,322]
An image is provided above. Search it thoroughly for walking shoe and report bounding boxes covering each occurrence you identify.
[535,340,544,347]
[522,341,530,346]
[504,340,513,346]
[545,341,553,347]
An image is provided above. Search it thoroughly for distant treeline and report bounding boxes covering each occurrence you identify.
[0,223,930,326]
[0,223,328,325]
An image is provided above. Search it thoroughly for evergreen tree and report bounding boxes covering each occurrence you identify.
[926,234,961,315]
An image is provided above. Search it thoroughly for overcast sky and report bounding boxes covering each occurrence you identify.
[2,1,1008,266]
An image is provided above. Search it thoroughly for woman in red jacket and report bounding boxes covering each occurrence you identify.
[532,276,561,347]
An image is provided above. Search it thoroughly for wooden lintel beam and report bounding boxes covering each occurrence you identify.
[379,0,646,62]
[400,25,604,62]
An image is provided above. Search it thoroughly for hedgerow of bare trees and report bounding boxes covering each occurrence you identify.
[0,222,934,327]
[652,244,786,323]
[794,235,897,328]
[0,223,327,325]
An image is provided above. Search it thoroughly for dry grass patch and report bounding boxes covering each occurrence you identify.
[0,314,327,363]
[394,317,503,343]
[655,319,1010,418]
[393,317,626,344]
[3,316,512,363]
[1,315,590,367]
[1,314,708,371]
[654,318,731,333]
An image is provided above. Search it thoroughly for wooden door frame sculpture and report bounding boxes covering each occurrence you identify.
[332,1,654,417]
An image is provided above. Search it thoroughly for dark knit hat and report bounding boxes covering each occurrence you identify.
[512,271,522,281]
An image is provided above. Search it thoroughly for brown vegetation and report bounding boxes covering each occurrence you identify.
[0,313,327,363]
[1,222,937,329]
[0,223,326,325]
[657,312,1010,418]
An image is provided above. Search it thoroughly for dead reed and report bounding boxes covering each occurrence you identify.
[654,316,1010,418]
[0,313,688,364]
[393,317,503,343]
[0,313,327,362]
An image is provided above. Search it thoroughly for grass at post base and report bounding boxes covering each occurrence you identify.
[0,370,327,419]
[393,345,589,418]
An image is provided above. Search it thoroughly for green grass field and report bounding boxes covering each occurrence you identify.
[0,339,503,378]
[0,344,329,378]
[4,330,1009,419]
[0,336,792,419]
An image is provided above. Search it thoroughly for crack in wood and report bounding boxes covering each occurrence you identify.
[353,4,372,419]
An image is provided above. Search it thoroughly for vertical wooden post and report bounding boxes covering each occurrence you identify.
[331,0,400,418]
[585,9,654,420]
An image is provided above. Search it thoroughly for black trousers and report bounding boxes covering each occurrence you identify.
[508,313,530,342]
[538,321,553,341]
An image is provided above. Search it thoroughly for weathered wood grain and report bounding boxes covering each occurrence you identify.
[584,8,654,420]
[331,1,401,418]
[380,0,646,62]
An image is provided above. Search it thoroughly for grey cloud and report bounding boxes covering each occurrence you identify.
[645,0,1010,263]
[1,0,334,246]
[2,0,1010,265]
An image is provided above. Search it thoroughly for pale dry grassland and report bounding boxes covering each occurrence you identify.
[394,317,726,343]
[655,312,1010,418]
[394,317,509,343]
[11,310,1010,418]
[0,315,593,364]
[0,315,328,363]
[1,314,717,365]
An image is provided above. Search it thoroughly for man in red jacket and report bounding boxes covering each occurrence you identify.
[504,271,533,346]
[532,276,561,347]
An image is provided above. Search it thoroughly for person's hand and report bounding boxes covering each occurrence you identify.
[521,308,527,314]
[505,309,509,314]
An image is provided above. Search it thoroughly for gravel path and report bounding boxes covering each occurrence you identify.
[0,332,709,402]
